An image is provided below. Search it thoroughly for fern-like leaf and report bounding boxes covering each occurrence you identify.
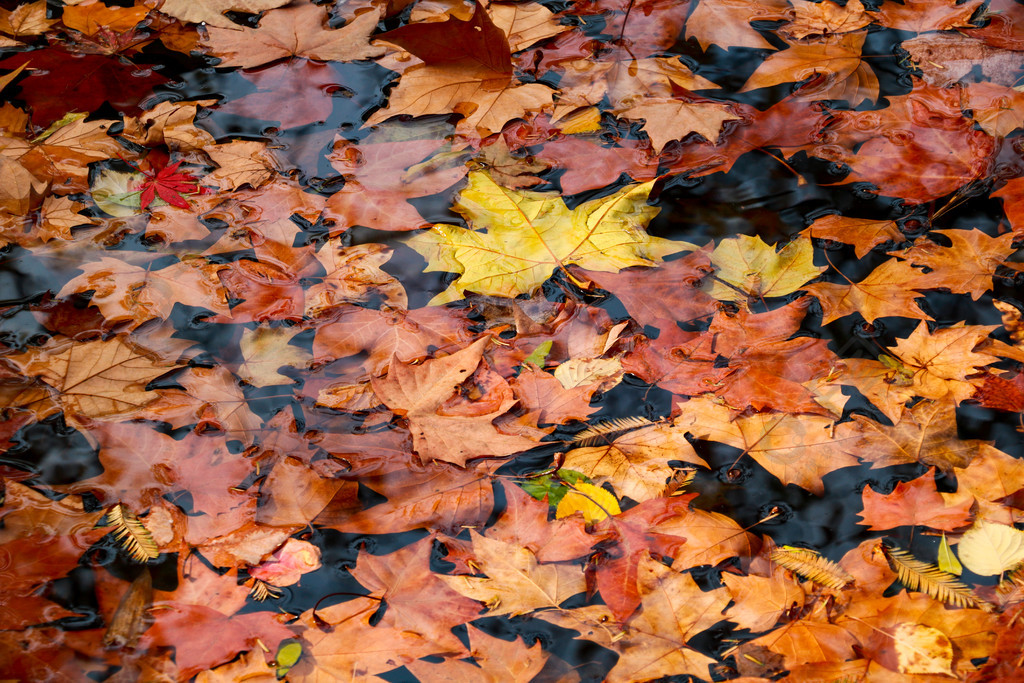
[771,546,853,590]
[572,416,655,446]
[249,578,282,601]
[105,504,159,562]
[996,562,1024,604]
[881,545,989,611]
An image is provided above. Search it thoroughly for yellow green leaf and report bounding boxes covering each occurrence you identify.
[408,170,694,305]
[90,168,145,217]
[523,340,552,367]
[275,640,302,678]
[937,533,962,576]
[957,520,1024,576]
[555,482,621,523]
[706,234,825,302]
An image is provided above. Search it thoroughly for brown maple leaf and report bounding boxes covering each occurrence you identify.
[349,537,483,652]
[289,598,450,679]
[487,480,603,562]
[850,396,992,471]
[200,1,385,68]
[372,337,549,465]
[538,557,729,681]
[722,567,806,633]
[322,131,469,232]
[64,419,253,513]
[805,257,934,324]
[5,334,183,421]
[677,397,860,494]
[406,624,549,683]
[315,456,497,535]
[888,321,1000,403]
[875,0,984,32]
[891,228,1022,300]
[685,0,791,50]
[440,531,586,616]
[740,32,879,106]
[804,214,904,258]
[366,5,554,137]
[562,420,708,502]
[812,80,996,203]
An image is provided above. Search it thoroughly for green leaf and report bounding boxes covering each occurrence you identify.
[518,468,588,507]
[275,640,302,679]
[937,533,962,576]
[523,340,553,368]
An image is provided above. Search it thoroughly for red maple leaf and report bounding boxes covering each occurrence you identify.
[131,151,202,209]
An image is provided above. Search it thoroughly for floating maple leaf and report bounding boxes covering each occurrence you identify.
[408,170,693,304]
[132,152,202,209]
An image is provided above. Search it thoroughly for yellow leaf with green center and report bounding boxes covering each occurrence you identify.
[407,171,694,304]
[706,234,825,302]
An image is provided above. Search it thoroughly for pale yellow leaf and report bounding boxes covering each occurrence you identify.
[958,520,1024,576]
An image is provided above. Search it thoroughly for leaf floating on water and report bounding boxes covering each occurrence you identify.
[555,482,621,523]
[572,416,656,446]
[957,520,1024,576]
[407,170,694,304]
[880,545,988,610]
[936,533,963,576]
[770,546,853,590]
[105,504,159,562]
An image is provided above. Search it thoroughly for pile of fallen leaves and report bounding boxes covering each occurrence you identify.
[2,0,1024,680]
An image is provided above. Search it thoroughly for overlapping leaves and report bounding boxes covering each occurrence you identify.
[1,0,1024,680]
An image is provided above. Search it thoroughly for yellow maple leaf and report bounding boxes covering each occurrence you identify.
[706,234,825,302]
[408,171,693,304]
